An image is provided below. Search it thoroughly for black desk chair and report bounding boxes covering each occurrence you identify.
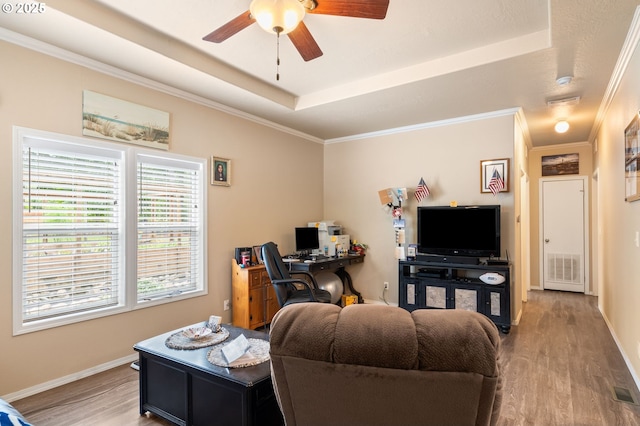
[261,242,332,307]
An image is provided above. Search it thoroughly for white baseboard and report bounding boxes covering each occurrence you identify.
[512,305,522,326]
[2,353,138,403]
[599,308,640,393]
[363,298,398,306]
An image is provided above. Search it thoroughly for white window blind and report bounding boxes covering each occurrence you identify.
[137,157,202,301]
[14,128,207,334]
[21,142,122,323]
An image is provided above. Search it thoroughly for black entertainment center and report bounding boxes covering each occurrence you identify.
[399,204,511,333]
[398,259,511,333]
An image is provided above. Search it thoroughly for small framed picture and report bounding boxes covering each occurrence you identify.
[480,158,509,194]
[253,246,263,264]
[625,113,640,202]
[541,153,579,176]
[211,156,231,186]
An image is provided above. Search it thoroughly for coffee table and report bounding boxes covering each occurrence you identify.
[134,323,283,426]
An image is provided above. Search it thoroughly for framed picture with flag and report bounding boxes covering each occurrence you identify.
[480,158,509,194]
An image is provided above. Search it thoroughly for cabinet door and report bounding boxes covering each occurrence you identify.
[425,282,448,309]
[249,286,267,329]
[191,373,245,426]
[261,270,279,322]
[142,356,188,424]
[451,283,481,312]
[400,280,420,310]
[483,286,508,323]
[265,285,280,321]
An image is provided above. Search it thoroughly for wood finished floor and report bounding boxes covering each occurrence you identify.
[497,290,640,425]
[11,290,640,425]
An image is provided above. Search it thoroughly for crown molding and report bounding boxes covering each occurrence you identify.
[0,28,324,145]
[325,108,521,144]
[589,6,640,143]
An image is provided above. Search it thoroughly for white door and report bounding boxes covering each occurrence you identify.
[540,177,588,292]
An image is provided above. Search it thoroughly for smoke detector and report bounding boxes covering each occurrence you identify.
[556,76,573,86]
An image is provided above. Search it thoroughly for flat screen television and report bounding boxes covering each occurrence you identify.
[417,205,501,260]
[295,227,319,254]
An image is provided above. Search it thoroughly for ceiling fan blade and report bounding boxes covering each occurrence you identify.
[288,21,323,62]
[309,0,389,19]
[202,10,255,43]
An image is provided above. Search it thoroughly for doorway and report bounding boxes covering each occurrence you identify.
[539,177,589,293]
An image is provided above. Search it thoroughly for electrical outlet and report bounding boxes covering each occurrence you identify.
[224,299,230,311]
[384,281,389,290]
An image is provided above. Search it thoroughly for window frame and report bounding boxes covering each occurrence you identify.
[13,127,208,335]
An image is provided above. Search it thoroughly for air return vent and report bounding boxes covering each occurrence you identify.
[612,386,638,405]
[546,253,582,283]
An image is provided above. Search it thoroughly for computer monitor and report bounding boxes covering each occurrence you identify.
[295,227,319,255]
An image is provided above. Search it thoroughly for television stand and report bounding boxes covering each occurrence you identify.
[399,259,511,333]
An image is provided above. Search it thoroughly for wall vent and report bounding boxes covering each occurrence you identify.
[546,253,582,283]
[612,386,638,405]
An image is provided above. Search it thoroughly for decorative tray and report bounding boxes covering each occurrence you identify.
[165,326,230,350]
[207,338,270,368]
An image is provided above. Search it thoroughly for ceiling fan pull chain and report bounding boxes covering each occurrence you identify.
[276,31,280,81]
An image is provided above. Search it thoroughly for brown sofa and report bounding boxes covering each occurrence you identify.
[269,303,502,426]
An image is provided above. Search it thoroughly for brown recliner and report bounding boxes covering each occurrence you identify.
[269,303,502,426]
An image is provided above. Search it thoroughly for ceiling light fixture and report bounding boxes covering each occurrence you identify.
[250,0,305,35]
[249,0,306,81]
[555,120,570,133]
[556,76,573,86]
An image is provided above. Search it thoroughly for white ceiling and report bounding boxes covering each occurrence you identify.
[1,0,639,146]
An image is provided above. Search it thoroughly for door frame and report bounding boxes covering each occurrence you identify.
[538,176,589,293]
[520,169,531,300]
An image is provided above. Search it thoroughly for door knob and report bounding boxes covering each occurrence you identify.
[545,239,550,243]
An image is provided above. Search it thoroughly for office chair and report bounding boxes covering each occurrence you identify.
[261,242,332,307]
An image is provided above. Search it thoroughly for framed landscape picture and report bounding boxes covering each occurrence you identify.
[82,90,170,149]
[541,153,579,176]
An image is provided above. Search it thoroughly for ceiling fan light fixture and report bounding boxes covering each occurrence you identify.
[555,120,570,133]
[250,0,305,35]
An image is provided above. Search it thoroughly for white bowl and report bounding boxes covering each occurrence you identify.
[183,327,213,340]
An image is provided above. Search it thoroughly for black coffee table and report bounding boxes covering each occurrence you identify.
[134,323,283,426]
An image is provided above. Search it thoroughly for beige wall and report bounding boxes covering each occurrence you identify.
[595,29,640,380]
[527,143,594,292]
[513,112,531,310]
[323,115,519,319]
[0,41,324,397]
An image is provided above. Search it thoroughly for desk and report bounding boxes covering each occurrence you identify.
[134,323,283,426]
[288,254,365,303]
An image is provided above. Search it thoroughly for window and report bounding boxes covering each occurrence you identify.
[136,155,203,301]
[13,128,207,334]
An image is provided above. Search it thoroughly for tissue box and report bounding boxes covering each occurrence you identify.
[341,294,358,307]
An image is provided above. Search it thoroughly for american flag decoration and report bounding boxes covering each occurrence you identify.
[488,169,505,195]
[415,177,430,202]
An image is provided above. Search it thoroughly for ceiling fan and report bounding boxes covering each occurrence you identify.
[202,0,390,62]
